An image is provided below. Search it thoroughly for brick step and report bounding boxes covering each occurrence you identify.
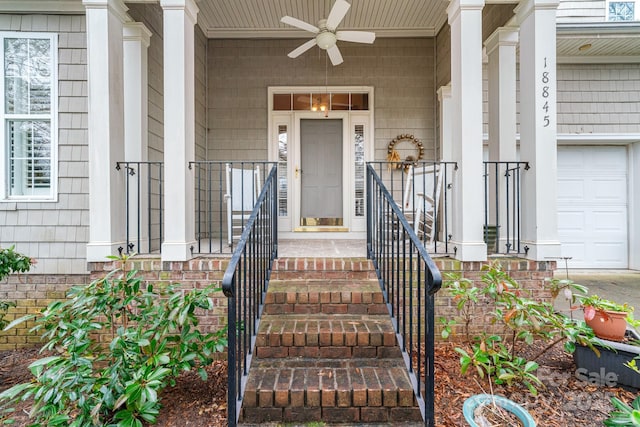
[240,361,422,424]
[264,279,388,315]
[255,314,401,359]
[271,258,376,280]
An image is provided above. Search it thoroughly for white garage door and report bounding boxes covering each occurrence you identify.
[557,146,628,269]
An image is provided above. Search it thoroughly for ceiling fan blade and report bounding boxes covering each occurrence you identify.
[281,16,319,34]
[288,39,317,58]
[326,0,351,31]
[326,44,344,66]
[336,30,376,44]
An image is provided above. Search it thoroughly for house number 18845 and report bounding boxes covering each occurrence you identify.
[542,57,550,127]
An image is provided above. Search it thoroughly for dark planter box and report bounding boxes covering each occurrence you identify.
[573,329,640,391]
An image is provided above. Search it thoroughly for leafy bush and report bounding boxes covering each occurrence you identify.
[0,255,227,427]
[0,246,33,329]
[439,262,596,395]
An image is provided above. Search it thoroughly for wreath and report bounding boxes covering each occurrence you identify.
[387,134,424,171]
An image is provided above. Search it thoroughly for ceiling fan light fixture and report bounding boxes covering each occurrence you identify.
[316,31,337,50]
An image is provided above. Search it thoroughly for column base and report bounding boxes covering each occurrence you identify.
[522,240,562,261]
[161,240,197,262]
[450,240,487,261]
[87,241,126,262]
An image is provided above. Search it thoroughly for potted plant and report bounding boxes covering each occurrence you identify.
[463,394,536,427]
[578,294,633,342]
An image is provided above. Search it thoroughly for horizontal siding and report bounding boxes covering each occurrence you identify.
[0,14,89,275]
[557,63,640,133]
[207,38,437,163]
[557,0,607,23]
[482,63,640,136]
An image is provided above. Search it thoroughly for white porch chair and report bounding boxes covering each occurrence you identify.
[402,163,443,245]
[225,164,261,246]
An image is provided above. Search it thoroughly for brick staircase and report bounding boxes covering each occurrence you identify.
[238,257,423,425]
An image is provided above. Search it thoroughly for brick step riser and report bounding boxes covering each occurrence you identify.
[242,405,422,424]
[263,303,388,315]
[270,271,377,280]
[240,365,421,424]
[255,346,401,359]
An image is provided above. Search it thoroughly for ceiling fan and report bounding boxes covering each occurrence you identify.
[280,0,376,66]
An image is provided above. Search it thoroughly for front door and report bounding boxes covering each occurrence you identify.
[299,119,343,226]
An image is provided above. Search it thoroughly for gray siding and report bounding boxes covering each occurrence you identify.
[0,14,89,275]
[195,25,207,162]
[482,63,640,138]
[557,63,640,134]
[126,3,165,162]
[207,38,437,162]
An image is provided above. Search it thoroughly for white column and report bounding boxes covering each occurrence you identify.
[447,0,487,261]
[516,0,562,260]
[485,27,518,253]
[437,85,453,162]
[160,0,198,261]
[437,84,453,242]
[83,0,128,261]
[123,22,152,253]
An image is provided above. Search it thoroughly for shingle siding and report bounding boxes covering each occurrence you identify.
[557,63,640,133]
[207,38,437,162]
[0,14,88,275]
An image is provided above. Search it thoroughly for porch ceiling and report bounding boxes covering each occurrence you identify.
[195,0,451,38]
[556,22,640,63]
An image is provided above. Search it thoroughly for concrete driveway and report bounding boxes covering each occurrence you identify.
[552,269,640,322]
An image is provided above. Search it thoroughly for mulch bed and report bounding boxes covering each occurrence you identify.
[1,341,637,426]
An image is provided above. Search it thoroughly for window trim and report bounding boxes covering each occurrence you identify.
[606,0,638,21]
[0,32,58,202]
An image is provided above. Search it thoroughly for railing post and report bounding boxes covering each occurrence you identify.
[227,292,237,427]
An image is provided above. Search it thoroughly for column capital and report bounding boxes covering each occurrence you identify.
[124,22,152,47]
[160,0,199,23]
[485,27,519,56]
[515,0,560,23]
[437,84,452,101]
[82,0,129,22]
[447,0,485,23]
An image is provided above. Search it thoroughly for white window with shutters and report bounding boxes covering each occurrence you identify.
[0,33,57,201]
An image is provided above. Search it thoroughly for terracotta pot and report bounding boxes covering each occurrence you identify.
[585,309,628,342]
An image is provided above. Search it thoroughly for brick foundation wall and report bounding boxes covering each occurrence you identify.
[0,256,554,351]
[434,258,557,340]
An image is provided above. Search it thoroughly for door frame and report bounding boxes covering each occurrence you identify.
[268,86,374,239]
[293,112,350,231]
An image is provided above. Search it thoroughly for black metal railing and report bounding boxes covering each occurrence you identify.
[189,161,277,255]
[483,161,529,255]
[366,163,442,427]
[368,161,456,255]
[222,164,278,427]
[116,161,164,255]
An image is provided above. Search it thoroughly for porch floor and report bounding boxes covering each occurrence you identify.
[279,239,367,258]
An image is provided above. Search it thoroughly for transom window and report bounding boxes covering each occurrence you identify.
[273,92,369,111]
[608,0,637,20]
[1,33,56,200]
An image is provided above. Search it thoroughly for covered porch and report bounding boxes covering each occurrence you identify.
[81,0,562,264]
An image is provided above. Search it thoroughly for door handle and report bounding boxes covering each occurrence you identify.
[295,166,302,178]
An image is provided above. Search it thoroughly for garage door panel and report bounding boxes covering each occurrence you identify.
[591,243,627,267]
[557,146,627,269]
[557,179,584,200]
[592,210,627,232]
[557,210,585,233]
[560,242,586,265]
[592,179,626,203]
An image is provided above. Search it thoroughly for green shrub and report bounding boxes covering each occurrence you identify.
[0,254,227,427]
[439,262,596,395]
[0,246,33,329]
